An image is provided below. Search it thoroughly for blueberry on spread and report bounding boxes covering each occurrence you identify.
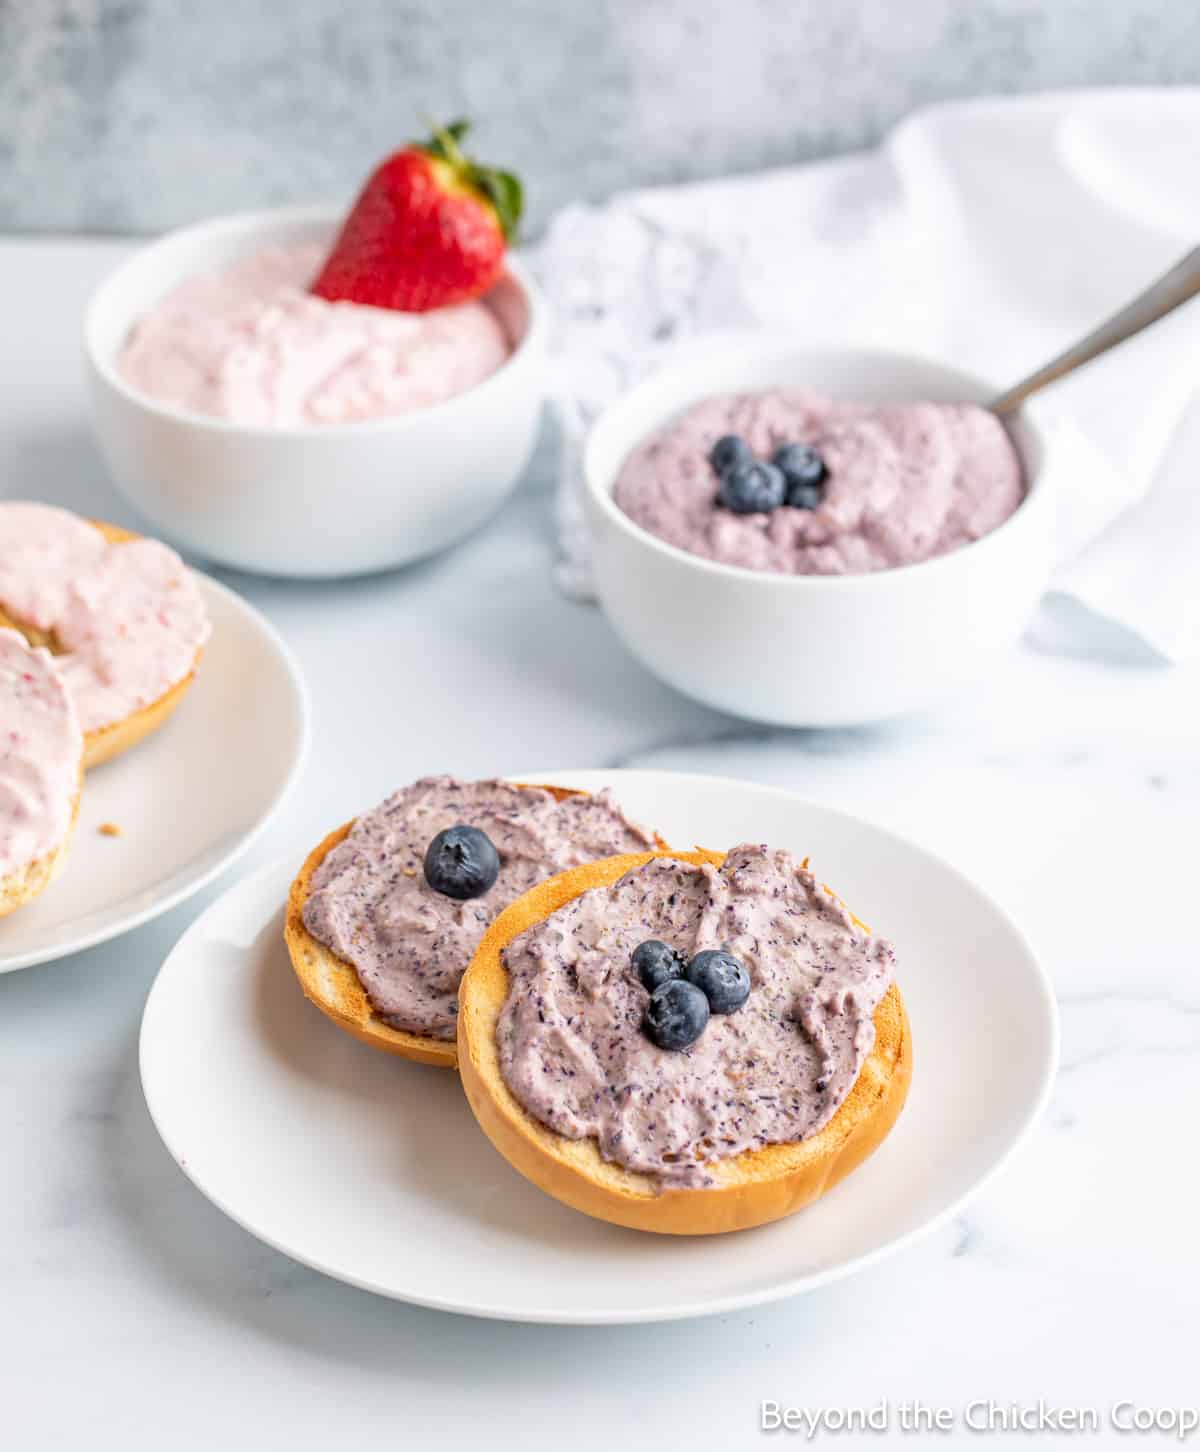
[644,978,710,1051]
[773,443,827,509]
[709,434,752,476]
[632,939,687,992]
[773,441,826,487]
[788,482,824,511]
[423,824,500,900]
[718,460,787,515]
[687,948,751,1013]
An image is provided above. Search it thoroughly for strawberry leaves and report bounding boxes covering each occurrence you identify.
[422,119,524,241]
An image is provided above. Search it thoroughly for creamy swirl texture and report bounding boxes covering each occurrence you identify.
[119,243,512,425]
[302,777,656,1041]
[0,628,82,877]
[498,846,896,1184]
[613,389,1024,574]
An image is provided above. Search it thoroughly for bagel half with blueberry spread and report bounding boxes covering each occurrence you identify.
[458,846,911,1234]
[284,777,661,1067]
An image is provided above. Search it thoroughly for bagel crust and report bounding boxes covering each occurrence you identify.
[283,785,625,1068]
[458,849,912,1236]
[0,519,204,770]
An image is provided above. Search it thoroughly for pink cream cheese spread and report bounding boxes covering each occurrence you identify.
[498,845,896,1186]
[0,503,210,735]
[0,628,82,877]
[302,777,656,1041]
[119,243,513,426]
[613,390,1024,575]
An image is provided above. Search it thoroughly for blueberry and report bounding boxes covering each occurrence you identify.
[788,482,824,511]
[773,442,826,487]
[718,460,787,515]
[686,948,751,1014]
[773,443,827,507]
[423,824,500,900]
[644,978,710,1051]
[709,434,752,476]
[632,939,687,992]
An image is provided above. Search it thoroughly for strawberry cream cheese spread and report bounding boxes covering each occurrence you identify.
[0,628,82,877]
[498,846,897,1185]
[0,503,210,735]
[119,243,512,426]
[613,390,1024,575]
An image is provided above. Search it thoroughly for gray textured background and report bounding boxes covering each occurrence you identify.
[3,0,1199,236]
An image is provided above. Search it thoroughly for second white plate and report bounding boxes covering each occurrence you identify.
[0,573,309,972]
[139,770,1057,1323]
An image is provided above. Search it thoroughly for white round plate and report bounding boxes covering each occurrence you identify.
[140,769,1057,1324]
[0,574,308,972]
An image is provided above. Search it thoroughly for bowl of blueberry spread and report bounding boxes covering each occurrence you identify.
[612,388,1024,576]
[497,845,896,1187]
[581,342,1056,726]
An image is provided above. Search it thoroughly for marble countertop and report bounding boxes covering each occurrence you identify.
[6,4,1200,234]
[1,238,1197,1449]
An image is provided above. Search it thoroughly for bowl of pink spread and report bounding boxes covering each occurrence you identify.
[85,206,546,578]
[584,341,1057,726]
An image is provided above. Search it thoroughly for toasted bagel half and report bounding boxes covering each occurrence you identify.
[0,520,204,770]
[458,848,911,1235]
[285,785,626,1069]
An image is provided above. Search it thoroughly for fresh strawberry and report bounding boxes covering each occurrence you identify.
[311,120,522,313]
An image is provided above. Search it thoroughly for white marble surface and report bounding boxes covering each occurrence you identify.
[1,238,1198,1447]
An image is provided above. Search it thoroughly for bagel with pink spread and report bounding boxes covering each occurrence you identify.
[0,627,84,916]
[0,503,210,768]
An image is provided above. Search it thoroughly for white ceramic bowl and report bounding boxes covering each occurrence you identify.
[85,206,547,577]
[584,344,1057,727]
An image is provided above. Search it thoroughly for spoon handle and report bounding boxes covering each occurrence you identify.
[990,245,1200,416]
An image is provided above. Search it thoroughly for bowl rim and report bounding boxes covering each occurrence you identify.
[83,203,547,440]
[583,340,1053,591]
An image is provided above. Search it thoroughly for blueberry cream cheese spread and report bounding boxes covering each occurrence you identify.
[613,389,1024,575]
[301,777,655,1041]
[497,846,896,1185]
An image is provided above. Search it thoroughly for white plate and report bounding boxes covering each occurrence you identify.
[139,769,1057,1324]
[0,575,308,972]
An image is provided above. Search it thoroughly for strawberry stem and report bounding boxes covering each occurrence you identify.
[419,118,523,242]
[428,118,471,170]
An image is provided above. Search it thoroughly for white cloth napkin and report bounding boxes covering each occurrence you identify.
[530,89,1200,662]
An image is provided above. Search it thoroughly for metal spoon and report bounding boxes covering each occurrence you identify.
[990,245,1200,416]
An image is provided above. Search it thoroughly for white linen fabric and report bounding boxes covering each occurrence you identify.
[532,90,1200,661]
